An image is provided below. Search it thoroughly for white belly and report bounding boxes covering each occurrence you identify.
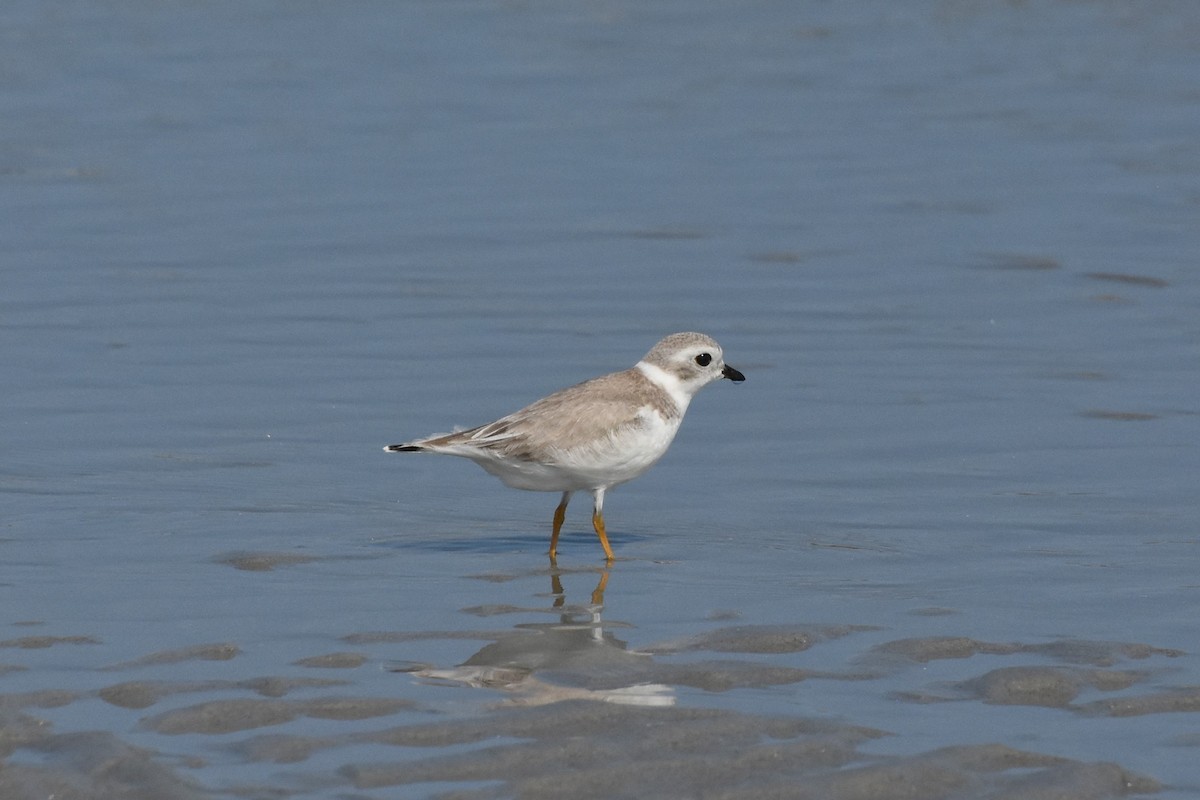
[474,410,681,492]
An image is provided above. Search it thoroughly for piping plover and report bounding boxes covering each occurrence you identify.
[385,332,745,561]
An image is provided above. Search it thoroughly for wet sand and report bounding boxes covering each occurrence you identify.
[1,561,1189,798]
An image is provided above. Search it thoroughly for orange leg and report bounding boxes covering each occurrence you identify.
[549,491,571,562]
[592,509,615,562]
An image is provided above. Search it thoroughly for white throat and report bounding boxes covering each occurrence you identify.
[636,361,694,412]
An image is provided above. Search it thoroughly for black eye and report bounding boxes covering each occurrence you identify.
[694,353,712,367]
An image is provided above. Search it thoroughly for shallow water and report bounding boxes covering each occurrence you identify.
[3,1,1199,798]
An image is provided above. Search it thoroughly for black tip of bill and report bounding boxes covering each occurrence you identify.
[722,364,746,382]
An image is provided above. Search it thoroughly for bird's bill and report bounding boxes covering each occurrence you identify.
[722,364,746,382]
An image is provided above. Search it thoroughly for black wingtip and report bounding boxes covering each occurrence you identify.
[383,444,423,452]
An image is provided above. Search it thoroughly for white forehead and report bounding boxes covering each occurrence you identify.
[642,332,722,364]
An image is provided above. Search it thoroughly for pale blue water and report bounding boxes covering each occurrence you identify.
[3,2,1198,798]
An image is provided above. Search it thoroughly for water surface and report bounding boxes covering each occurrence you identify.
[3,2,1198,798]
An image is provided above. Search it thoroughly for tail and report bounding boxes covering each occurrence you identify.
[384,428,475,454]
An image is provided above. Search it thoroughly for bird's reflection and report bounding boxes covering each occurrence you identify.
[551,567,608,608]
[408,567,673,707]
